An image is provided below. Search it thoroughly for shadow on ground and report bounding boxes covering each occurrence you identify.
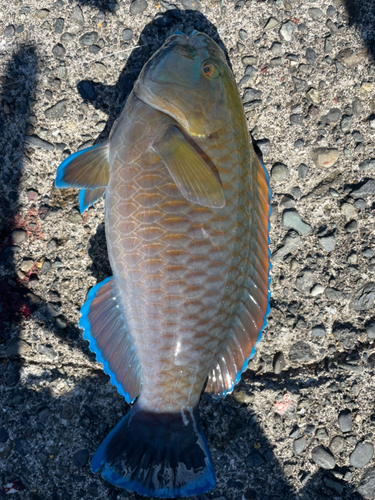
[0,9,366,500]
[343,0,375,56]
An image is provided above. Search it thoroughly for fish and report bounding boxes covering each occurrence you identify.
[55,31,271,498]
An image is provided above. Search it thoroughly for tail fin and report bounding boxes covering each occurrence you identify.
[92,405,216,498]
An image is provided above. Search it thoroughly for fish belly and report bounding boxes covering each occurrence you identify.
[105,97,251,413]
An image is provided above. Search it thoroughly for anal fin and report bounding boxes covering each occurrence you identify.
[79,277,141,403]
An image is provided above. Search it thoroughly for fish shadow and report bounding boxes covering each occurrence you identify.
[343,0,375,59]
[76,8,231,144]
[77,0,117,12]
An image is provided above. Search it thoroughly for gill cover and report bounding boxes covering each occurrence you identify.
[134,33,234,138]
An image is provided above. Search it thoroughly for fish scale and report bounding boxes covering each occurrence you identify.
[105,89,253,411]
[55,32,270,498]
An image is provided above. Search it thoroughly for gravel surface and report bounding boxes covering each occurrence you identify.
[0,0,375,499]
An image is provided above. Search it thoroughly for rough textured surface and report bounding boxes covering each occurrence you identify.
[0,0,375,499]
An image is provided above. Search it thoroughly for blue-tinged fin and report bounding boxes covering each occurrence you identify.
[79,187,106,213]
[79,277,141,403]
[55,141,109,189]
[205,152,272,397]
[92,404,216,498]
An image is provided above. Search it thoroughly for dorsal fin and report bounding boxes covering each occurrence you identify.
[205,152,271,396]
[79,277,141,402]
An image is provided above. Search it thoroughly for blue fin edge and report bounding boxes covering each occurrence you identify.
[218,156,272,398]
[78,277,132,404]
[79,189,89,213]
[102,465,215,498]
[55,144,99,188]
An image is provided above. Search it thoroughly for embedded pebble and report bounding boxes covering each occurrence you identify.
[351,283,375,311]
[79,32,99,46]
[308,7,323,20]
[37,9,50,19]
[0,427,9,443]
[25,135,54,151]
[350,442,374,469]
[12,230,27,244]
[345,220,358,233]
[15,438,32,456]
[273,352,285,374]
[298,163,308,179]
[319,235,335,252]
[55,18,64,34]
[366,323,375,339]
[52,44,66,59]
[357,468,375,499]
[311,148,339,168]
[264,17,279,31]
[272,230,301,261]
[270,42,282,56]
[4,25,15,37]
[305,48,316,64]
[79,81,97,101]
[295,270,313,292]
[293,437,307,455]
[130,0,148,15]
[289,341,312,363]
[337,49,361,67]
[312,324,326,337]
[330,436,345,454]
[341,203,355,220]
[271,163,288,182]
[338,409,352,433]
[44,100,67,119]
[293,77,307,93]
[359,159,375,171]
[279,21,295,42]
[351,179,375,198]
[282,210,311,235]
[310,284,324,297]
[70,5,84,25]
[311,445,336,469]
[321,108,341,125]
[256,138,270,156]
[122,28,133,41]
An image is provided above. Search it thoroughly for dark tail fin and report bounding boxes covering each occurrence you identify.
[92,405,216,498]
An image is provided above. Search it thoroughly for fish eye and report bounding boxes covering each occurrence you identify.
[202,62,219,79]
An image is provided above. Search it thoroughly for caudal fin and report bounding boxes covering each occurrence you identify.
[92,405,216,498]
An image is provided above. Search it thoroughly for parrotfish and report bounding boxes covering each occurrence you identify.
[55,31,271,498]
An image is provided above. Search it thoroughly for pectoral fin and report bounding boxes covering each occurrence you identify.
[55,142,109,189]
[152,125,225,208]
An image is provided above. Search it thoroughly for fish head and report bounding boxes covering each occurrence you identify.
[134,32,239,138]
